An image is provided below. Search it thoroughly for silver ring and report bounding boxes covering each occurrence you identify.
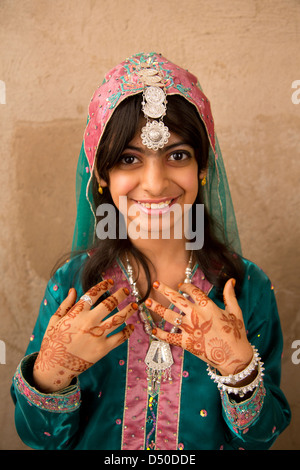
[174,316,182,326]
[80,294,93,306]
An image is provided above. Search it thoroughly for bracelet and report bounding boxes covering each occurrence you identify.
[207,345,265,397]
[217,361,264,397]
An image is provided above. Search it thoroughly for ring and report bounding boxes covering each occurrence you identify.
[174,316,182,326]
[80,294,93,306]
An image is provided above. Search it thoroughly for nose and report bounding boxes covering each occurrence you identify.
[140,158,169,195]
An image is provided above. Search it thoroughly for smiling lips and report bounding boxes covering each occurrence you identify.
[132,197,179,214]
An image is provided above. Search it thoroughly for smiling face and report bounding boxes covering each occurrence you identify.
[94,94,209,244]
[100,125,200,240]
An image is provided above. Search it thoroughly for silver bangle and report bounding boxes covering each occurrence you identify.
[207,345,265,397]
[217,361,264,397]
[207,344,260,385]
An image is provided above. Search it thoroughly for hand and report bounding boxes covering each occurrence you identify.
[33,279,137,392]
[145,279,253,377]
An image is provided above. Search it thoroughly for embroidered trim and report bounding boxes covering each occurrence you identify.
[14,355,81,413]
[220,380,266,432]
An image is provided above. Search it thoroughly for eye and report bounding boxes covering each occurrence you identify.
[119,155,139,165]
[168,151,191,162]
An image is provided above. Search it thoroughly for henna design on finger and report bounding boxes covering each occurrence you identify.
[87,279,112,297]
[164,289,189,308]
[54,306,63,318]
[166,332,183,348]
[154,304,168,318]
[102,294,119,312]
[67,301,85,319]
[118,324,135,344]
[191,287,209,307]
[82,311,128,338]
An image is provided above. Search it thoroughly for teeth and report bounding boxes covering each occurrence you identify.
[138,199,172,209]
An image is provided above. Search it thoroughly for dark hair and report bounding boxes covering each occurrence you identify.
[79,94,244,301]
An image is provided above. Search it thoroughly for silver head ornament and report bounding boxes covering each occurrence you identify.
[138,66,170,151]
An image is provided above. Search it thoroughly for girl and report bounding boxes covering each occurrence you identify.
[11,52,290,450]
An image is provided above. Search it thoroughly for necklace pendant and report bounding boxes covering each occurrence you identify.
[145,340,174,397]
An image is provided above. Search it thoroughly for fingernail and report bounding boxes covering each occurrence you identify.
[132,302,139,310]
[108,279,114,285]
[68,288,72,296]
[178,282,183,288]
[129,324,135,331]
[232,279,236,288]
[145,298,152,307]
[153,281,160,289]
[123,287,130,295]
[152,328,157,336]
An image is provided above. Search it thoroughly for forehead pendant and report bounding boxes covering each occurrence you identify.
[138,66,170,151]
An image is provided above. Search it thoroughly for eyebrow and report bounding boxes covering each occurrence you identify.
[125,141,191,154]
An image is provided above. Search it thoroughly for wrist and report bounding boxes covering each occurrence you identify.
[207,344,265,399]
[33,363,73,394]
[217,343,253,377]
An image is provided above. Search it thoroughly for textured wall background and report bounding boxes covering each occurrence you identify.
[0,0,299,450]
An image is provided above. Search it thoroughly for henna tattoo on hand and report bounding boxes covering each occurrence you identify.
[220,312,243,339]
[34,335,93,374]
[207,337,233,365]
[35,317,93,375]
[182,309,212,358]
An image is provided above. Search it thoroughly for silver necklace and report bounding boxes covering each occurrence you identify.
[126,251,193,397]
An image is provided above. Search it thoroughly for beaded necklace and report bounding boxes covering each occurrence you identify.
[126,251,193,397]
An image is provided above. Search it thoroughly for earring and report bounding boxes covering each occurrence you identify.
[98,184,103,194]
[201,176,206,186]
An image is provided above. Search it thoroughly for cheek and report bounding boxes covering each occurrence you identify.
[108,173,136,206]
[180,168,199,196]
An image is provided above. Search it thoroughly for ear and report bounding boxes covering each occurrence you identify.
[199,168,207,180]
[94,167,108,188]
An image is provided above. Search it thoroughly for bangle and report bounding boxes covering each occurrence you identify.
[207,345,265,397]
[217,361,264,397]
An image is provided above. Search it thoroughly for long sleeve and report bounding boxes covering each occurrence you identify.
[11,256,87,450]
[219,264,291,449]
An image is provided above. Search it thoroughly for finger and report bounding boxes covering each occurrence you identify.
[151,327,183,349]
[80,279,115,309]
[100,301,139,334]
[52,288,77,323]
[223,278,241,314]
[152,280,194,312]
[94,287,131,319]
[105,324,135,350]
[178,282,209,308]
[145,298,184,327]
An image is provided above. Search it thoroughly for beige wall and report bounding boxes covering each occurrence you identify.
[0,0,299,450]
